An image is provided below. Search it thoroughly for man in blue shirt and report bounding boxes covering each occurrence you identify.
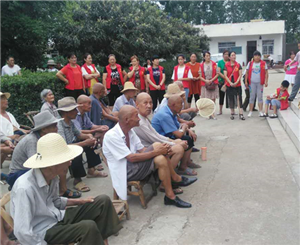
[112,82,137,112]
[152,95,198,176]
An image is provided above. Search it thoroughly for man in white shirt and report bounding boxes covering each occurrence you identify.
[1,56,21,76]
[103,105,192,208]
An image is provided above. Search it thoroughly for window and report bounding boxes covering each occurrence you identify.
[262,40,274,55]
[218,42,235,53]
[230,46,242,55]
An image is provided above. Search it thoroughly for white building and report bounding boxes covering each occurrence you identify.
[196,20,285,65]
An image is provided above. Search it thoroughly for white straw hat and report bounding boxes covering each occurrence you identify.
[121,82,138,93]
[0,92,11,99]
[57,97,80,112]
[24,133,83,169]
[32,111,63,132]
[164,84,185,98]
[196,98,216,118]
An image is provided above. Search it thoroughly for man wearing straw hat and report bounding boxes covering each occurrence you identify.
[47,59,58,72]
[11,133,122,245]
[112,81,137,112]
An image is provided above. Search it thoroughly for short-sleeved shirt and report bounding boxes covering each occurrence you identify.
[103,67,123,86]
[57,120,81,144]
[1,64,21,76]
[218,59,226,84]
[171,66,193,80]
[146,67,165,85]
[103,123,144,200]
[224,63,242,83]
[246,62,268,84]
[73,109,94,130]
[9,132,40,174]
[60,66,83,90]
[285,59,299,75]
[88,94,103,125]
[81,65,100,76]
[112,94,136,112]
[0,112,20,136]
[151,105,180,139]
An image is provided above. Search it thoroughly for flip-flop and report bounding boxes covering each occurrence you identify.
[159,187,183,195]
[61,189,81,198]
[188,162,202,169]
[176,167,197,176]
[87,170,108,178]
[74,182,90,192]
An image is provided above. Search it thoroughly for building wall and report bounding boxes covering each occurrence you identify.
[208,34,284,65]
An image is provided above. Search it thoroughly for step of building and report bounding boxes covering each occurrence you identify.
[290,98,299,119]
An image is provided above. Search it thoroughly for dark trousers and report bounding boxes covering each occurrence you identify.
[107,89,121,106]
[7,169,29,188]
[181,135,194,151]
[65,89,85,101]
[187,94,200,103]
[71,146,101,178]
[218,84,226,106]
[150,90,165,111]
[243,88,256,111]
[45,195,122,245]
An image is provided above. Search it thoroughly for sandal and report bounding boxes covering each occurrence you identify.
[87,170,108,178]
[217,112,222,115]
[61,189,81,198]
[176,167,197,176]
[74,182,90,192]
[269,114,278,118]
[159,187,183,195]
[230,114,234,120]
[95,164,104,171]
[188,161,202,169]
[239,114,245,120]
[262,113,269,117]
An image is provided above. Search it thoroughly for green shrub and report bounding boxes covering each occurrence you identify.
[1,72,65,125]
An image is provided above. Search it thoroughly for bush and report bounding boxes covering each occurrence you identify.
[1,72,65,125]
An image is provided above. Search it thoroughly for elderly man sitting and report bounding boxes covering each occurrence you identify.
[112,82,137,112]
[89,83,118,129]
[152,95,199,176]
[0,131,14,168]
[103,105,192,208]
[133,93,197,193]
[11,133,122,245]
[57,97,106,193]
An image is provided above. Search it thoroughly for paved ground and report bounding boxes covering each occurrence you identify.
[1,69,299,245]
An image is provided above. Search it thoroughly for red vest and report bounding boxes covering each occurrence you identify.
[147,66,165,91]
[200,61,218,86]
[82,63,99,88]
[248,60,266,85]
[64,64,83,90]
[276,88,289,110]
[224,61,241,87]
[105,64,124,89]
[129,65,146,90]
[173,65,191,88]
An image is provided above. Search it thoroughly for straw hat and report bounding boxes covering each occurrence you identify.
[0,92,11,99]
[121,82,138,93]
[32,111,63,132]
[24,133,83,169]
[47,59,56,66]
[164,84,185,98]
[57,97,80,112]
[196,98,216,118]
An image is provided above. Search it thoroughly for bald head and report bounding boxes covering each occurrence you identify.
[77,95,90,104]
[168,95,183,114]
[118,105,140,129]
[93,83,104,94]
[118,105,137,122]
[136,92,153,117]
[136,92,151,104]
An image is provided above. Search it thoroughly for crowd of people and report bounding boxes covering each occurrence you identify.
[0,41,299,245]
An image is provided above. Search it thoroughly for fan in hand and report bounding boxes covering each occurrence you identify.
[196,98,216,118]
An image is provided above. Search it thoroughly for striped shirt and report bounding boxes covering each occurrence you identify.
[57,120,80,144]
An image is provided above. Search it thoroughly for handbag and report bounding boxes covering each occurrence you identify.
[221,84,227,92]
[205,81,217,90]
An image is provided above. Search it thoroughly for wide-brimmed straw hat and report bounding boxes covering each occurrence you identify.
[24,133,83,169]
[121,82,138,93]
[164,84,185,98]
[57,97,80,112]
[47,59,56,66]
[32,111,63,132]
[0,92,11,99]
[196,98,216,118]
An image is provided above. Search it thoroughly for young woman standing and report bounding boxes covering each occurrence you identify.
[186,53,201,107]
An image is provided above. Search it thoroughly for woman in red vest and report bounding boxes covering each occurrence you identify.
[56,53,85,100]
[146,55,166,111]
[186,53,201,107]
[127,55,147,93]
[199,51,219,119]
[171,54,193,99]
[81,53,100,95]
[224,51,245,120]
[102,54,127,106]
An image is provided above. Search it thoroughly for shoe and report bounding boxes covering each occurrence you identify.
[262,113,268,117]
[248,112,252,118]
[192,147,200,152]
[164,195,192,208]
[288,98,293,102]
[172,176,198,187]
[259,112,264,117]
[230,114,234,120]
[239,114,246,120]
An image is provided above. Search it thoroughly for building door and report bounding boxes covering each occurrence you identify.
[247,41,257,64]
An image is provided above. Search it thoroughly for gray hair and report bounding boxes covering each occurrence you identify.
[40,89,52,103]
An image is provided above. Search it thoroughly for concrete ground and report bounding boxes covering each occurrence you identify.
[1,69,299,245]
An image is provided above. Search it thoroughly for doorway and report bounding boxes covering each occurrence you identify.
[247,41,257,63]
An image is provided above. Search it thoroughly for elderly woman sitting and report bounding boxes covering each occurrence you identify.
[40,89,60,118]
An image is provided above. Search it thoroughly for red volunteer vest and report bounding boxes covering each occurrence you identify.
[64,64,83,90]
[105,64,124,89]
[276,88,289,110]
[224,61,241,87]
[173,65,191,88]
[200,61,218,86]
[248,60,266,85]
[82,63,99,88]
[129,65,146,90]
[148,66,165,91]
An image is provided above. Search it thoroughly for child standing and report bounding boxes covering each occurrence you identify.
[264,80,290,118]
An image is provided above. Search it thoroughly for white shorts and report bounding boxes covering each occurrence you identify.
[284,74,296,84]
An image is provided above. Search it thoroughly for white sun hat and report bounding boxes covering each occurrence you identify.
[0,92,11,99]
[196,98,216,118]
[24,133,83,169]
